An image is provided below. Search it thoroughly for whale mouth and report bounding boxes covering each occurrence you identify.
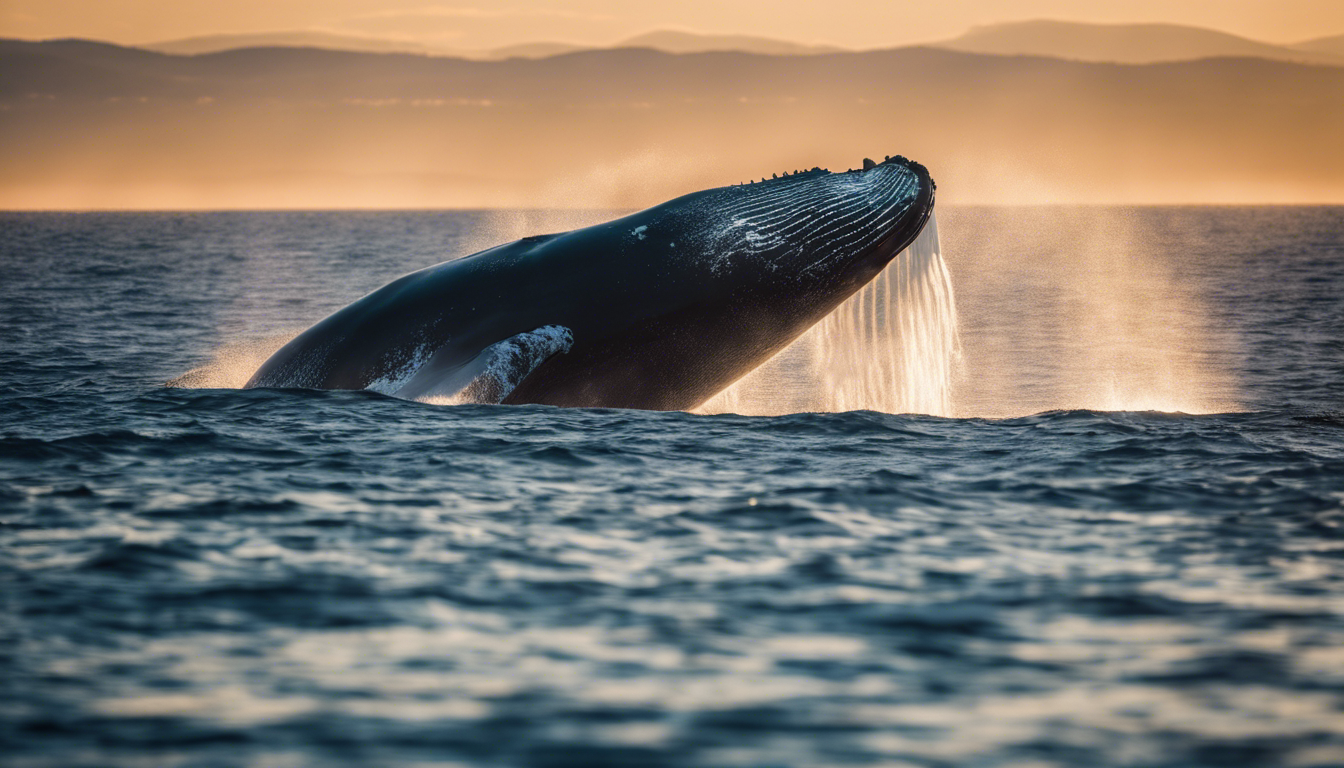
[846,154,937,277]
[718,153,937,287]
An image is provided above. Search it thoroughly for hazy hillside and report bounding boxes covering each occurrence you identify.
[1293,33,1344,57]
[2,39,1342,208]
[619,31,842,55]
[141,29,843,60]
[143,32,456,57]
[146,32,586,60]
[934,20,1344,66]
[139,24,1344,64]
[485,42,588,60]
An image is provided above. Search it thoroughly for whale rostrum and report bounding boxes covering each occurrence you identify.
[245,155,936,410]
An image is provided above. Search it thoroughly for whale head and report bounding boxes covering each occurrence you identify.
[660,155,935,309]
[497,154,937,407]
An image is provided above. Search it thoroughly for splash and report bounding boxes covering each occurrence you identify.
[166,332,299,389]
[698,213,961,416]
[942,206,1240,417]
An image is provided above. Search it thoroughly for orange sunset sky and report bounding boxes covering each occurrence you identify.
[4,1,1343,209]
[4,0,1343,48]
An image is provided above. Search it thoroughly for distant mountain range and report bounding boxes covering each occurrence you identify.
[142,29,844,60]
[133,21,1344,65]
[613,31,843,57]
[137,21,1343,65]
[1294,32,1344,57]
[2,32,1342,208]
[935,20,1344,66]
[142,31,456,57]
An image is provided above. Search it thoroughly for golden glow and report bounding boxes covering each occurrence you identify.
[4,78,1340,210]
[945,207,1241,418]
[3,1,1343,49]
[3,3,1343,209]
[166,333,300,389]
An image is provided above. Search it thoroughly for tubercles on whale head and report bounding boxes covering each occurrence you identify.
[709,153,935,293]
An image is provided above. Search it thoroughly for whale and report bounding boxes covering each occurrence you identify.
[244,155,935,410]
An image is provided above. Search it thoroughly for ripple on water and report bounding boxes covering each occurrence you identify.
[3,209,1344,767]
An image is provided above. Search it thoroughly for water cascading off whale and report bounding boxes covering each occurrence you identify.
[245,155,936,410]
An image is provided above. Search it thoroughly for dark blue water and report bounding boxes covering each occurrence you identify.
[2,208,1343,767]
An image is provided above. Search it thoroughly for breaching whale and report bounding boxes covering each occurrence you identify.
[245,155,935,410]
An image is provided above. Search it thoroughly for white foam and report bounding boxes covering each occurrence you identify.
[365,341,439,396]
[418,325,573,405]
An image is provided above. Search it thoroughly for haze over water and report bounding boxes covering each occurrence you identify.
[2,206,1342,767]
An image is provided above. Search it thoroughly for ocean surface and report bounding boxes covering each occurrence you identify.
[2,206,1342,767]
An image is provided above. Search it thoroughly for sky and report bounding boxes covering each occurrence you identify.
[3,0,1343,49]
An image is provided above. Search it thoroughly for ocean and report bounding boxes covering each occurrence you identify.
[2,206,1342,767]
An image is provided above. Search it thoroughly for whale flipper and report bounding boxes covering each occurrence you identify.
[392,325,575,404]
